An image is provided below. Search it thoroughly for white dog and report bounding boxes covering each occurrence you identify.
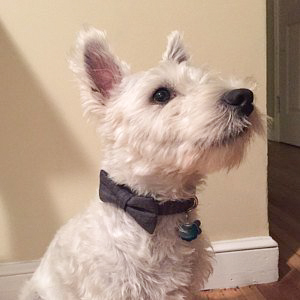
[20,28,263,300]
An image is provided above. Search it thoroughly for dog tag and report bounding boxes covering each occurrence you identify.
[178,220,202,241]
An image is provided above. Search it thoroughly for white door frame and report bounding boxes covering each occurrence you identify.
[268,0,280,142]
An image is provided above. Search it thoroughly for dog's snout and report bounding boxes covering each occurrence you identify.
[223,88,253,106]
[222,88,254,116]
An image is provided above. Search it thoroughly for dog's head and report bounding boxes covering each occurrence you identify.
[70,28,264,196]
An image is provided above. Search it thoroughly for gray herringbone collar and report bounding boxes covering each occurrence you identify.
[99,170,197,234]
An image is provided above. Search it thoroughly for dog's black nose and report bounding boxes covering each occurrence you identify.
[222,88,254,116]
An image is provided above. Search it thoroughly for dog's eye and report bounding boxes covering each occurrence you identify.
[152,88,172,104]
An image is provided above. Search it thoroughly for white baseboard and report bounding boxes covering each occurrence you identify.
[0,260,39,300]
[203,236,279,290]
[0,236,278,298]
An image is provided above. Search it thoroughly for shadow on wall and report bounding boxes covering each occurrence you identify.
[0,24,92,261]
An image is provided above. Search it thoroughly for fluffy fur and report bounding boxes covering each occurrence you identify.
[20,28,264,300]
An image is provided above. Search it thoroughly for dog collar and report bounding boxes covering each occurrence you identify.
[99,170,200,236]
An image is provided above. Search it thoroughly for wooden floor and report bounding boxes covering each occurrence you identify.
[196,141,300,299]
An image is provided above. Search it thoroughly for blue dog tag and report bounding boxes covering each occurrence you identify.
[178,220,202,241]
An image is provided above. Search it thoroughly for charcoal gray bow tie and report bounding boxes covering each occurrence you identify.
[99,170,196,234]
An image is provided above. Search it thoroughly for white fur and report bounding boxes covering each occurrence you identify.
[20,28,264,300]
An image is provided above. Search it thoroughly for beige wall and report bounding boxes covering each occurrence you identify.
[0,0,268,262]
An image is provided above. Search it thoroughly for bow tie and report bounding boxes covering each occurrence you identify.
[99,170,197,234]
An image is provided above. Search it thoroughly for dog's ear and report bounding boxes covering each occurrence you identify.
[162,31,190,63]
[70,27,129,116]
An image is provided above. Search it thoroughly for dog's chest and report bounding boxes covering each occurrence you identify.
[51,201,196,299]
[78,202,196,296]
[101,204,196,294]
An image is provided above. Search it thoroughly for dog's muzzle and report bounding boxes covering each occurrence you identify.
[221,88,254,116]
